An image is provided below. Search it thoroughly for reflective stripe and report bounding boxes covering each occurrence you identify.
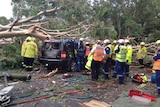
[117,75,123,77]
[157,87,160,89]
[103,70,109,74]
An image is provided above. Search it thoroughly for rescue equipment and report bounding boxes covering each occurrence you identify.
[132,73,148,83]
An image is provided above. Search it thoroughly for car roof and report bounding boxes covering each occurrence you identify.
[44,38,73,43]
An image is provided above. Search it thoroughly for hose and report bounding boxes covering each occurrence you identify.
[63,88,93,99]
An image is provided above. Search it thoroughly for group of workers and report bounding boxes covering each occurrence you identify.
[21,36,38,71]
[73,38,134,84]
[20,36,160,95]
[74,37,160,88]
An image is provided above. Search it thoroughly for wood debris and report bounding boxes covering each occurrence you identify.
[39,68,58,78]
[83,100,112,107]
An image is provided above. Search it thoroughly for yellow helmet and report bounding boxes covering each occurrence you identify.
[113,40,117,44]
[156,40,160,46]
[25,36,32,41]
[140,42,145,46]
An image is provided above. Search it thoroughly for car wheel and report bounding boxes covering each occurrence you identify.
[69,60,77,72]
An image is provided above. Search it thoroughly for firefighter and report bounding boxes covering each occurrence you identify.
[103,39,112,79]
[23,37,38,71]
[137,42,147,68]
[76,38,85,72]
[21,36,32,68]
[124,39,133,77]
[112,39,127,84]
[89,40,106,81]
[152,47,160,94]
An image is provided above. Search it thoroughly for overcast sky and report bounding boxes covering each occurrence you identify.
[0,0,13,19]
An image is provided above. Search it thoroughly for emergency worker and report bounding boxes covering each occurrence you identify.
[113,39,127,84]
[71,37,78,57]
[23,37,38,71]
[89,40,106,81]
[152,47,160,94]
[76,38,85,72]
[137,42,147,68]
[124,39,133,77]
[111,40,118,62]
[92,40,101,48]
[103,39,112,79]
[85,42,91,63]
[21,36,32,68]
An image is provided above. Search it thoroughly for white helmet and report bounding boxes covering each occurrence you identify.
[86,42,89,44]
[124,39,130,43]
[79,38,84,41]
[103,39,111,44]
[118,39,124,44]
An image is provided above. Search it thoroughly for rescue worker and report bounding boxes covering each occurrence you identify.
[23,37,38,71]
[152,47,160,94]
[89,40,106,81]
[111,40,118,62]
[84,42,91,63]
[112,39,127,84]
[76,38,85,72]
[103,39,112,79]
[71,37,78,58]
[92,40,101,48]
[124,39,133,77]
[137,42,147,68]
[21,36,32,68]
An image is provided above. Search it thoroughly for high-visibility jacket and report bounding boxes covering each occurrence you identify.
[24,41,38,58]
[116,45,127,62]
[21,41,27,57]
[111,44,117,60]
[104,44,112,57]
[85,46,91,57]
[93,46,104,62]
[126,45,133,64]
[152,59,160,70]
[137,46,147,59]
[92,43,98,49]
[85,53,93,70]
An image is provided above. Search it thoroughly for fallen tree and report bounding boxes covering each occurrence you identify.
[0,7,94,41]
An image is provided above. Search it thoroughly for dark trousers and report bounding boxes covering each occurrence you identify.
[76,55,84,72]
[116,61,126,84]
[125,64,129,77]
[91,60,101,80]
[103,58,112,79]
[24,57,34,71]
[156,70,160,94]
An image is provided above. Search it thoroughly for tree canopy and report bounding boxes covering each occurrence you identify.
[0,0,160,40]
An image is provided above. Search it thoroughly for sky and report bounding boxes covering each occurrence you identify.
[0,0,13,19]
